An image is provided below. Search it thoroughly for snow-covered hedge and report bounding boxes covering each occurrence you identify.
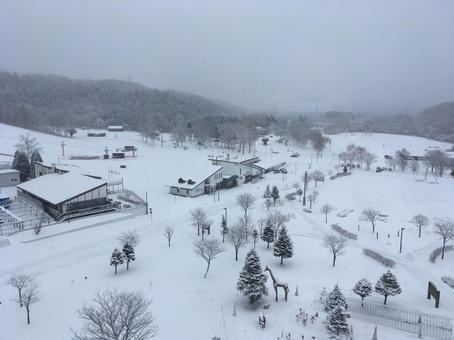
[441,276,454,289]
[429,245,454,263]
[331,224,358,240]
[362,249,395,267]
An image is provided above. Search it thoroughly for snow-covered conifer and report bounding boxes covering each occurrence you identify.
[263,185,271,199]
[122,243,135,270]
[375,270,401,305]
[326,305,350,338]
[324,284,348,313]
[29,149,42,177]
[261,219,274,248]
[273,226,293,264]
[237,249,267,303]
[110,248,124,275]
[353,278,372,306]
[12,150,30,182]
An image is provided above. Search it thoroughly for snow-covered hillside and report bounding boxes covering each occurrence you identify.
[1,123,453,340]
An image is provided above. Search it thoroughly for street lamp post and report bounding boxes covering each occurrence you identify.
[399,227,405,253]
[224,207,227,221]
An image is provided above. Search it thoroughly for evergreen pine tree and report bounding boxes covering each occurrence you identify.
[110,248,124,275]
[271,186,280,206]
[263,185,271,199]
[29,149,43,178]
[220,215,228,243]
[375,270,401,305]
[12,151,30,182]
[324,284,348,313]
[273,226,293,264]
[261,219,274,248]
[326,305,350,338]
[122,243,135,270]
[237,249,267,303]
[353,278,372,306]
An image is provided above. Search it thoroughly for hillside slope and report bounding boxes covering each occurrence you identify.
[0,72,241,131]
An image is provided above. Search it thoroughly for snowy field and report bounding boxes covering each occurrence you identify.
[1,123,453,340]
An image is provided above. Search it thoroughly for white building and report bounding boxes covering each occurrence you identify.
[210,157,263,183]
[17,172,108,219]
[0,169,20,187]
[169,165,223,198]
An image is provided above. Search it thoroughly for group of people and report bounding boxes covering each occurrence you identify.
[296,308,318,327]
[276,333,317,340]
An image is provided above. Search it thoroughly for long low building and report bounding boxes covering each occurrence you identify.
[210,157,263,183]
[16,172,108,218]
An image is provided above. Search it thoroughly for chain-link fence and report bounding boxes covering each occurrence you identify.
[314,297,453,339]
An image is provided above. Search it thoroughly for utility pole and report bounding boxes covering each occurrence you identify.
[224,208,227,226]
[399,227,405,253]
[303,171,308,206]
[61,141,65,157]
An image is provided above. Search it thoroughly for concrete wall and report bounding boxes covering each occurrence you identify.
[0,171,20,187]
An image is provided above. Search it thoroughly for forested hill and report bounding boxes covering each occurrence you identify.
[320,102,454,143]
[0,72,241,131]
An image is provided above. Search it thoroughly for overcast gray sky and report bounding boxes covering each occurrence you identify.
[1,0,453,113]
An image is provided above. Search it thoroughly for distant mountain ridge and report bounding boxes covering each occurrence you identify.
[0,72,242,131]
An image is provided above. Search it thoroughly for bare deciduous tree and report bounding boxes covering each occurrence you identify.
[190,208,207,237]
[193,238,225,278]
[227,223,248,261]
[433,220,454,260]
[395,148,411,172]
[7,273,33,308]
[307,194,314,210]
[163,226,174,247]
[268,210,292,237]
[237,193,256,220]
[411,214,429,238]
[364,152,377,171]
[410,160,420,175]
[310,170,324,187]
[323,235,347,267]
[118,230,141,247]
[360,208,382,233]
[72,290,158,340]
[321,204,333,224]
[16,280,40,325]
[312,190,319,204]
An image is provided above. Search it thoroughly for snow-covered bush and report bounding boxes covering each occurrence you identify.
[429,245,454,263]
[331,224,358,240]
[362,249,395,267]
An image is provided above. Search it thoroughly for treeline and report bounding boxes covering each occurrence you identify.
[320,102,454,143]
[0,72,240,132]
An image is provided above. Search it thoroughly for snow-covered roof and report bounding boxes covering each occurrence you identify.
[254,158,287,170]
[171,164,222,190]
[17,173,107,205]
[107,125,123,129]
[0,169,19,174]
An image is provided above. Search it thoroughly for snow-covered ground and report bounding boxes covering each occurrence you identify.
[0,123,453,340]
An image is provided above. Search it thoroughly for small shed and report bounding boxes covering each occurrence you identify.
[107,126,124,132]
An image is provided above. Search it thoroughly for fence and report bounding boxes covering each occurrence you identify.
[330,172,352,180]
[314,298,453,339]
